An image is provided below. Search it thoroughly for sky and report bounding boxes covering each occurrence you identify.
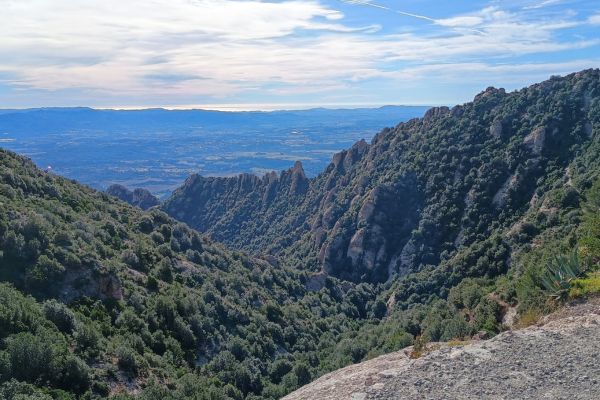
[0,0,599,110]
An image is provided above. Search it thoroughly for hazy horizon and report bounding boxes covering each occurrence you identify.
[0,103,436,112]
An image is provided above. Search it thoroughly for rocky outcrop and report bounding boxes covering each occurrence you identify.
[474,86,506,101]
[333,140,369,170]
[523,126,546,155]
[492,173,519,207]
[106,184,160,210]
[60,262,123,303]
[317,177,422,282]
[489,118,503,138]
[283,300,600,400]
[305,271,328,292]
[585,121,593,138]
[287,161,309,195]
[422,106,450,122]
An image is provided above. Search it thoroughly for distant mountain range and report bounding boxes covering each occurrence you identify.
[0,105,429,197]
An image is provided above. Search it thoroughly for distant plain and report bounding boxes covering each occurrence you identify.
[0,106,428,197]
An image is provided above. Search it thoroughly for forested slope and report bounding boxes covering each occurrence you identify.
[0,150,391,399]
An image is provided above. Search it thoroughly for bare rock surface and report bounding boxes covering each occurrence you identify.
[283,300,600,400]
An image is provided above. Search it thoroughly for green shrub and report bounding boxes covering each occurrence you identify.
[541,251,586,301]
[43,300,76,334]
[0,284,41,337]
[146,275,159,291]
[473,298,501,333]
[293,362,311,386]
[59,356,91,393]
[0,379,53,400]
[156,258,173,283]
[0,351,9,381]
[116,308,146,333]
[74,322,102,356]
[441,315,471,341]
[409,335,428,359]
[269,359,293,384]
[121,249,139,268]
[28,255,65,287]
[116,346,138,375]
[387,331,413,351]
[5,332,56,383]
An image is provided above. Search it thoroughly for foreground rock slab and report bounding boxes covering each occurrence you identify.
[284,301,600,400]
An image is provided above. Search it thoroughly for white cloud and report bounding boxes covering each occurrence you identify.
[435,16,485,27]
[387,59,600,82]
[589,14,600,25]
[0,0,596,106]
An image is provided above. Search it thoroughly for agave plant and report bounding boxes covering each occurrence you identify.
[540,251,585,301]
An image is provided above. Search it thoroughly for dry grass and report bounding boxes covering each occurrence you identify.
[447,340,471,347]
[514,309,543,329]
[570,271,600,299]
[409,335,428,359]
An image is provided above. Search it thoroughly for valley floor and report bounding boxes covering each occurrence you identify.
[283,299,600,400]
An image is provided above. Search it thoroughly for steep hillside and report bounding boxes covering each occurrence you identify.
[0,149,391,399]
[164,70,600,284]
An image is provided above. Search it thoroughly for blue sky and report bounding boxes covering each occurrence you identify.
[0,0,599,109]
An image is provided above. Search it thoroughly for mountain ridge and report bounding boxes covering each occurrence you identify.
[163,69,600,285]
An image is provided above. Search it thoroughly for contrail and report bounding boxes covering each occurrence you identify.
[340,0,487,35]
[342,0,436,23]
[523,0,563,10]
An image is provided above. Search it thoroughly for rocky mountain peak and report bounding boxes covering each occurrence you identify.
[423,106,450,122]
[106,184,159,210]
[474,86,506,101]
